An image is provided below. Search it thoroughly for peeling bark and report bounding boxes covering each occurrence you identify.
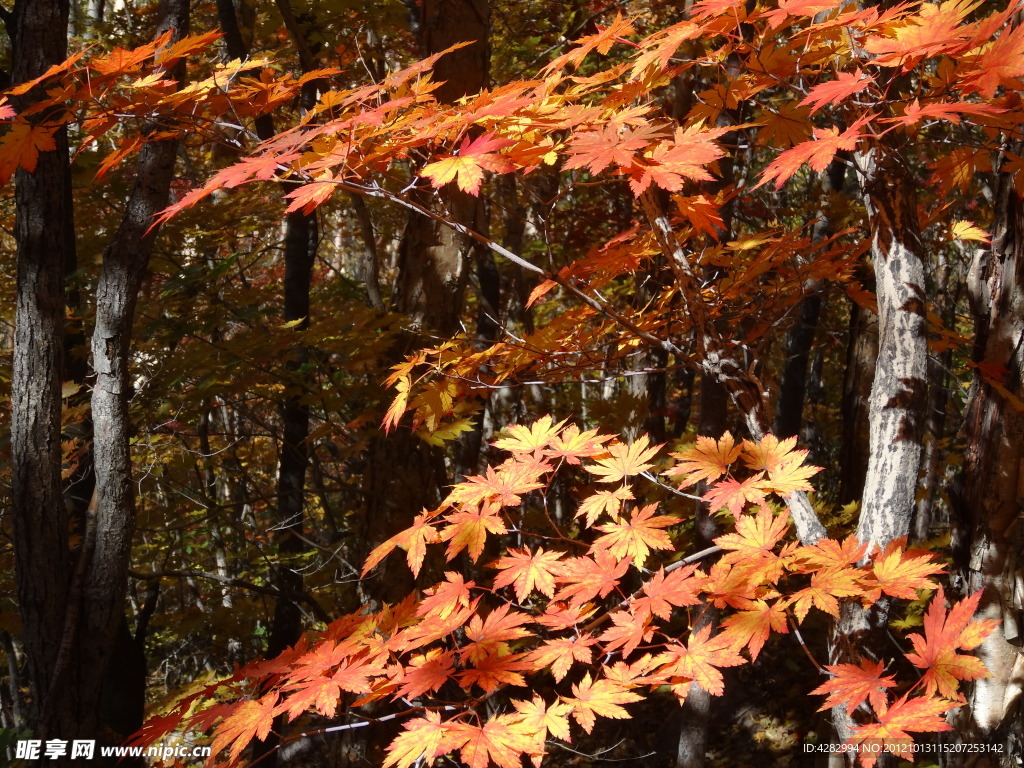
[949,144,1024,766]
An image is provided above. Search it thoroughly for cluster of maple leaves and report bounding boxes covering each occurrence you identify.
[4,0,1019,764]
[137,418,996,767]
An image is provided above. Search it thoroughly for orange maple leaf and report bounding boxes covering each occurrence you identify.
[545,423,614,464]
[491,547,563,602]
[904,589,999,699]
[650,625,746,699]
[396,649,455,699]
[865,538,944,602]
[211,693,278,761]
[701,473,771,518]
[592,503,680,568]
[362,511,439,577]
[799,69,875,114]
[450,714,537,768]
[0,120,58,184]
[715,506,791,556]
[492,415,565,455]
[416,572,475,620]
[599,609,654,657]
[846,694,956,768]
[381,711,453,768]
[525,636,596,682]
[576,487,635,527]
[757,114,873,190]
[440,503,507,562]
[565,673,642,733]
[717,598,788,661]
[586,435,662,483]
[633,565,703,620]
[810,658,897,715]
[664,431,741,486]
[554,551,631,607]
[421,132,515,195]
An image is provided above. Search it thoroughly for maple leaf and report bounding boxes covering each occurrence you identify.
[715,507,791,556]
[0,120,58,184]
[764,458,821,497]
[904,589,999,699]
[462,604,533,660]
[846,694,956,768]
[756,114,873,190]
[740,434,801,473]
[554,551,631,607]
[422,133,515,195]
[664,431,741,486]
[593,503,680,568]
[629,123,728,194]
[526,636,596,682]
[810,659,897,716]
[491,547,563,602]
[799,70,875,114]
[492,415,565,455]
[416,572,475,620]
[599,609,654,657]
[440,503,507,562]
[211,693,278,761]
[756,103,814,149]
[546,424,614,464]
[949,219,991,243]
[542,13,636,73]
[382,711,452,768]
[563,124,652,176]
[650,625,745,699]
[865,538,944,602]
[576,487,635,527]
[512,696,573,743]
[450,714,537,768]
[458,649,532,693]
[786,566,866,621]
[633,565,703,620]
[864,0,978,71]
[362,511,440,577]
[793,535,870,571]
[717,598,788,661]
[565,673,642,733]
[446,462,547,508]
[586,435,662,483]
[396,649,455,699]
[701,473,771,518]
[284,180,336,214]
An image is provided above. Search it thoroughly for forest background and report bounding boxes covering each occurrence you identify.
[0,0,1022,766]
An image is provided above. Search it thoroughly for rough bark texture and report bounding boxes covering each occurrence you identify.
[394,0,489,334]
[87,3,189,760]
[363,0,490,603]
[855,151,927,551]
[949,147,1024,766]
[10,0,74,739]
[830,150,927,762]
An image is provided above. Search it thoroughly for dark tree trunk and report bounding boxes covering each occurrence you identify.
[839,296,878,505]
[10,0,75,740]
[362,0,490,601]
[87,4,190,762]
[774,161,846,440]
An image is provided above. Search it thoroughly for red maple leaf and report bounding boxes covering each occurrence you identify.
[809,658,897,715]
[904,589,999,699]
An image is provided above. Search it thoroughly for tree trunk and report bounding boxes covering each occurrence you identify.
[830,149,928,761]
[362,0,490,600]
[87,4,189,762]
[10,0,75,740]
[949,143,1024,766]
